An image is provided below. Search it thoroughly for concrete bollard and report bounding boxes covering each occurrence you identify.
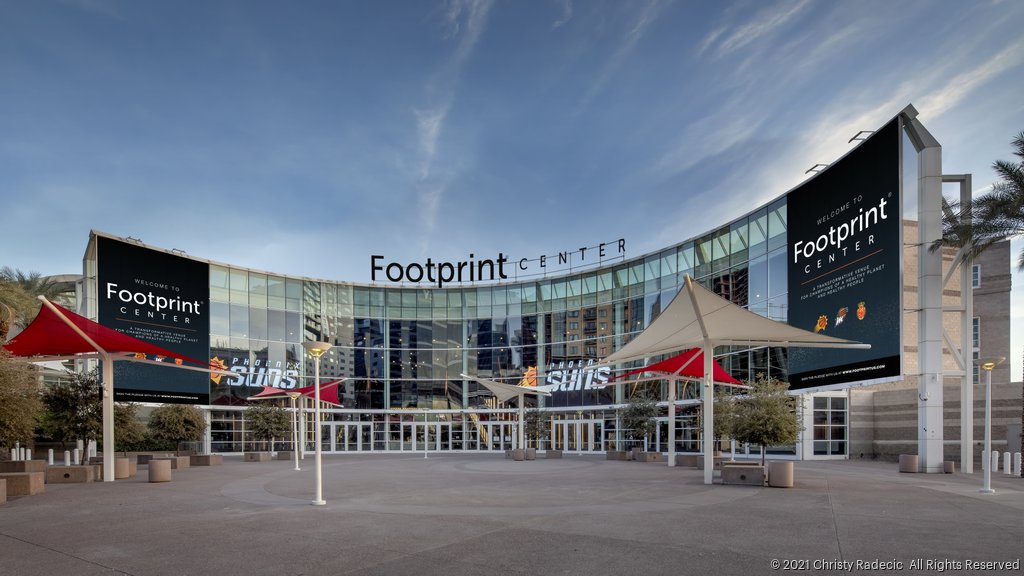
[64,451,71,467]
[73,448,80,465]
[148,459,172,483]
[14,442,20,461]
[48,449,54,466]
[990,450,1000,474]
[88,440,96,459]
[76,439,84,455]
[1014,453,1022,476]
[1004,452,1013,476]
[26,449,31,461]
[19,447,26,461]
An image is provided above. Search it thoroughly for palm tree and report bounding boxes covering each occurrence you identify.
[0,267,71,342]
[936,132,1024,479]
[936,131,1024,269]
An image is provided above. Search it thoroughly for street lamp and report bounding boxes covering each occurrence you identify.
[287,391,301,471]
[303,340,332,506]
[979,357,1005,494]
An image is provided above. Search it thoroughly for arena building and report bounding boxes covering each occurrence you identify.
[76,108,1017,464]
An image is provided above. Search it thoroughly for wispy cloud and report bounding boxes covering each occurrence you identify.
[413,0,495,253]
[701,0,811,57]
[578,0,669,110]
[917,40,1024,120]
[552,0,573,29]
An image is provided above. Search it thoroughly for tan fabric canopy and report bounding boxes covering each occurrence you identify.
[602,276,867,366]
[599,276,867,484]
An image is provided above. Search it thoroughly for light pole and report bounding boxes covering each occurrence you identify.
[303,340,332,506]
[287,391,301,471]
[979,357,1005,494]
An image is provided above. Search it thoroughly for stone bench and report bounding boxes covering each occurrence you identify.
[45,466,95,484]
[675,454,702,467]
[636,452,664,463]
[276,451,294,461]
[135,453,175,466]
[898,454,919,473]
[0,460,46,473]
[150,456,190,470]
[190,454,223,466]
[0,472,45,496]
[545,450,564,459]
[244,452,272,462]
[721,464,765,486]
[696,456,724,470]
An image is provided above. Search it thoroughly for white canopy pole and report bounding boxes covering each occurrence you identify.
[667,376,676,467]
[518,392,525,451]
[702,338,714,485]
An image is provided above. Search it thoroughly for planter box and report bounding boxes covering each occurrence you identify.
[0,479,5,505]
[0,472,45,496]
[244,452,272,462]
[637,452,664,463]
[45,465,95,484]
[512,449,525,461]
[607,451,628,461]
[276,451,295,461]
[545,450,563,459]
[190,454,223,466]
[524,448,537,460]
[722,464,765,486]
[630,447,643,461]
[0,460,46,473]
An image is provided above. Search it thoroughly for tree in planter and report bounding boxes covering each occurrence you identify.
[622,392,658,452]
[728,375,801,466]
[524,408,549,450]
[148,404,206,453]
[0,350,42,453]
[245,403,290,452]
[113,403,147,453]
[39,368,101,450]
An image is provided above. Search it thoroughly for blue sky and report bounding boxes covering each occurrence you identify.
[1,0,1022,378]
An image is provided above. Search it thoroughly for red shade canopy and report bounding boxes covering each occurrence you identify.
[2,301,208,367]
[248,379,344,406]
[609,348,741,385]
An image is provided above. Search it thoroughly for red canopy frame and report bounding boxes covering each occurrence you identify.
[3,297,230,482]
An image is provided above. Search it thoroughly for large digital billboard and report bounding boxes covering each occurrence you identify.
[96,236,211,403]
[786,119,902,389]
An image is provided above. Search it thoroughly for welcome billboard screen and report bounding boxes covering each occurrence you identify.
[96,236,210,403]
[786,119,902,389]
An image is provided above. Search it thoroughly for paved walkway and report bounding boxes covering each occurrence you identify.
[1,455,1021,575]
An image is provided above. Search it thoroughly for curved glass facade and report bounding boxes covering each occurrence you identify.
[202,196,790,413]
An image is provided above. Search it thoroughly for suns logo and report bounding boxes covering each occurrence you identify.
[519,366,538,387]
[209,356,228,385]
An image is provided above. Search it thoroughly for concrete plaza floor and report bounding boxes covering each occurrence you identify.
[1,454,1022,576]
